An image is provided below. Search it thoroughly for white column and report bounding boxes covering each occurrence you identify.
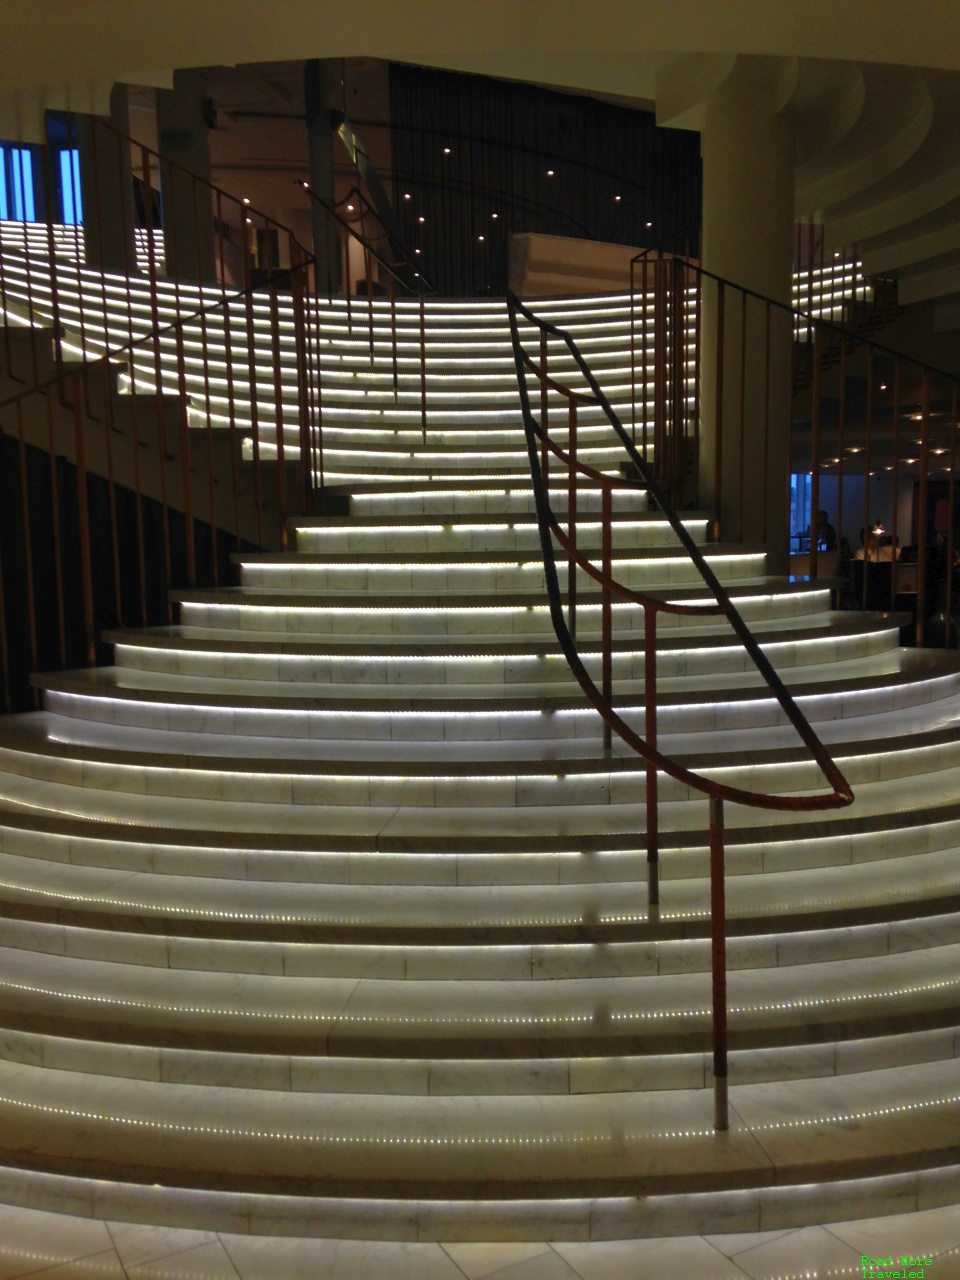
[698,78,796,572]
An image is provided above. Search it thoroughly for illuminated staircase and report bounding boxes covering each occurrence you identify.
[0,267,957,1240]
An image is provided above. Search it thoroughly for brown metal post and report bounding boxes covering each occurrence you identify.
[862,352,875,609]
[269,281,288,552]
[291,245,313,518]
[45,390,67,666]
[710,794,729,1131]
[836,341,847,565]
[809,324,823,579]
[645,605,659,907]
[419,290,427,444]
[737,290,746,543]
[692,266,701,510]
[568,399,578,639]
[762,301,771,545]
[73,377,97,667]
[601,483,613,755]
[15,400,38,695]
[630,259,637,444]
[916,372,931,646]
[947,385,958,644]
[891,359,902,610]
[539,332,549,481]
[241,220,264,549]
[714,282,725,542]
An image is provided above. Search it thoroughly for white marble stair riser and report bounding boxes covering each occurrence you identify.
[108,629,899,686]
[0,907,958,982]
[2,747,959,830]
[235,552,766,594]
[1,832,960,934]
[0,731,954,808]
[0,942,959,1046]
[292,520,709,555]
[1,810,957,888]
[175,588,833,639]
[0,1057,953,1194]
[0,1026,957,1099]
[347,488,652,516]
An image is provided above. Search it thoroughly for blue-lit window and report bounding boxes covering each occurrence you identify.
[790,473,813,551]
[0,146,36,221]
[59,148,82,224]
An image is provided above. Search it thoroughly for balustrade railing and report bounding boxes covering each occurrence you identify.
[507,290,854,1129]
[626,255,960,645]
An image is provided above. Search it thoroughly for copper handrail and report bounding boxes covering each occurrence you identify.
[507,290,854,1131]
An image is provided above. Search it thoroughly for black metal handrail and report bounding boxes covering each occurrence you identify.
[507,289,855,1132]
[506,290,853,815]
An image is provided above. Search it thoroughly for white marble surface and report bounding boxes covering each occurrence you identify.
[0,1201,959,1279]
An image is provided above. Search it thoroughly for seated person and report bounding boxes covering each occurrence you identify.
[815,510,837,552]
[854,525,900,562]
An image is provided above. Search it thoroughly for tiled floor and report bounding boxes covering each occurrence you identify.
[1,1203,958,1280]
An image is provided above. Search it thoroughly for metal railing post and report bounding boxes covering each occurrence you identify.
[601,483,613,755]
[645,605,659,906]
[709,794,728,1131]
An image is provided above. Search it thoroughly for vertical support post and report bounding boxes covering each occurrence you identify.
[630,259,637,444]
[291,244,313,519]
[836,340,847,569]
[947,385,958,645]
[709,794,729,1131]
[713,281,725,542]
[568,399,578,640]
[692,266,702,510]
[601,483,613,755]
[644,606,659,907]
[761,301,771,546]
[269,281,288,553]
[809,323,822,579]
[861,351,875,609]
[540,332,549,482]
[642,256,650,462]
[73,377,97,667]
[736,290,747,542]
[917,372,931,647]
[419,290,427,444]
[891,359,902,611]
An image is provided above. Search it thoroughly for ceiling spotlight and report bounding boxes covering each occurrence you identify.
[478,235,484,242]
[242,197,250,204]
[834,251,841,258]
[244,216,252,224]
[418,215,425,223]
[491,213,499,220]
[546,169,555,176]
[404,193,411,200]
[443,147,451,155]
[414,248,420,254]
[346,204,355,212]
[645,221,652,228]
[879,383,887,391]
[614,195,621,202]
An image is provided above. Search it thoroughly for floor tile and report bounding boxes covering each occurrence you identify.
[440,1242,554,1279]
[727,1224,866,1279]
[106,1223,220,1270]
[554,1237,751,1280]
[0,1204,115,1280]
[126,1241,242,1279]
[220,1235,465,1280]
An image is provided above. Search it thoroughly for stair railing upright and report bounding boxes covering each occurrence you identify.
[0,114,325,714]
[506,290,854,1131]
[625,250,960,643]
[301,182,434,443]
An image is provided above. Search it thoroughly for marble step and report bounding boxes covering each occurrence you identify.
[292,513,711,555]
[233,546,767,595]
[35,651,960,742]
[341,481,652,517]
[0,1053,954,1197]
[0,935,958,1058]
[1,1022,956,1098]
[103,616,900,687]
[0,785,957,893]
